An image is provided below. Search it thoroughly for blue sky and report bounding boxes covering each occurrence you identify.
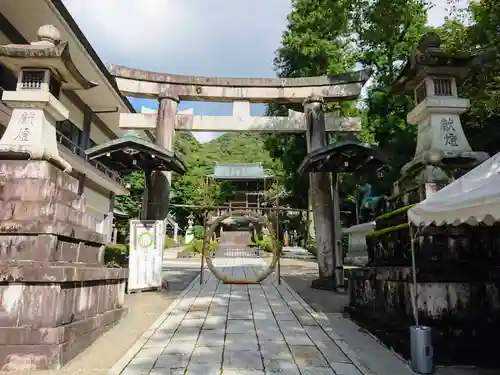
[63,0,466,143]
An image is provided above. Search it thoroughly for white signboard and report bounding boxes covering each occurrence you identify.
[128,220,165,293]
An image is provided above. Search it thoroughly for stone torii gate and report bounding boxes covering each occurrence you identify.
[108,64,371,280]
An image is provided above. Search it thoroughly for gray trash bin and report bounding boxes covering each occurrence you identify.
[410,325,433,374]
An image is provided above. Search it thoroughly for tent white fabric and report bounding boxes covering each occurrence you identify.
[407,152,500,226]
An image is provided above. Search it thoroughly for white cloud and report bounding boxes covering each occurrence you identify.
[62,0,291,77]
[62,0,291,143]
[63,0,468,79]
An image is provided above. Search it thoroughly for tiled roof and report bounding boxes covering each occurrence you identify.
[211,163,268,180]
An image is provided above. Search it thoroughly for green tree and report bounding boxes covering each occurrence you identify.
[459,0,500,155]
[115,171,144,218]
[274,0,356,78]
[168,132,283,225]
[265,0,358,209]
[352,0,430,79]
[351,0,430,192]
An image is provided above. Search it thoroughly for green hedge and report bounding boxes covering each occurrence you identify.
[104,243,129,268]
[253,235,274,252]
[165,237,175,249]
[165,235,185,249]
[186,239,219,253]
[105,233,188,267]
[193,225,205,239]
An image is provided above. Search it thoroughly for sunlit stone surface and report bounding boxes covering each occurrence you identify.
[118,258,362,375]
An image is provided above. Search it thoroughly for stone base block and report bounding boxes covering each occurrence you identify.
[0,159,129,371]
[0,263,128,371]
[347,266,500,367]
[311,277,338,291]
[0,307,127,371]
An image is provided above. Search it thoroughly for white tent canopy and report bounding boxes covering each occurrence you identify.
[408,152,500,226]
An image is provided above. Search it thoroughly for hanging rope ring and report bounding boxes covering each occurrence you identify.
[203,210,280,284]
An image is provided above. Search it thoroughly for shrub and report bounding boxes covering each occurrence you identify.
[177,235,185,245]
[165,236,175,249]
[186,239,202,253]
[306,238,317,256]
[165,235,186,248]
[186,239,219,254]
[193,225,205,239]
[209,240,220,253]
[104,243,129,268]
[254,235,274,252]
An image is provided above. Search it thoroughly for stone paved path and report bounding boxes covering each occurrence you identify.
[113,258,366,375]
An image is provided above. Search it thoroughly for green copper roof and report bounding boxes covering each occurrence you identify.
[85,131,186,174]
[210,163,270,180]
[297,135,389,176]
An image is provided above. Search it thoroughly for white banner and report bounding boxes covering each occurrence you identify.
[128,220,165,293]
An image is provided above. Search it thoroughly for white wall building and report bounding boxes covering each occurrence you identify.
[0,0,148,241]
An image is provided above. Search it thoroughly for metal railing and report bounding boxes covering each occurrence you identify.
[214,247,260,258]
[55,130,122,184]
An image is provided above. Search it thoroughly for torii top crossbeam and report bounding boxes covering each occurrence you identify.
[108,64,372,103]
[108,65,372,135]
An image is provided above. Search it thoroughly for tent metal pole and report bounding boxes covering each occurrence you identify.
[410,224,419,326]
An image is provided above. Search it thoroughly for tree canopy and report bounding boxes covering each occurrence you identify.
[117,0,500,229]
[264,0,500,223]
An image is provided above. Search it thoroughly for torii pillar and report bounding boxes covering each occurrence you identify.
[148,90,178,221]
[303,96,336,282]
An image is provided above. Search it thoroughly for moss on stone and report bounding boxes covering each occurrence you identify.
[367,223,409,238]
[374,204,416,221]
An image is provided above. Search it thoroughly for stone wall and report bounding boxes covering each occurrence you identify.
[0,160,128,371]
[219,231,252,248]
[347,221,500,366]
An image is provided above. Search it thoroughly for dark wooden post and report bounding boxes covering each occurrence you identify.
[303,95,336,286]
[331,174,344,287]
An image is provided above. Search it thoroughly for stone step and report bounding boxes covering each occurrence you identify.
[281,246,315,259]
[219,231,251,247]
[281,253,316,259]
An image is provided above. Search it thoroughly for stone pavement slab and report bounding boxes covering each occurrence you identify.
[110,258,371,375]
[115,257,498,375]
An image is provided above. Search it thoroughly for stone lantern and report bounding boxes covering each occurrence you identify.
[185,213,196,244]
[394,32,489,197]
[0,24,96,171]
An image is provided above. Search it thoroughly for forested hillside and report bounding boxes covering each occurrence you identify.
[115,132,283,221]
[170,132,282,208]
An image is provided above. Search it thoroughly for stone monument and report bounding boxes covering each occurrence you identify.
[0,25,127,370]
